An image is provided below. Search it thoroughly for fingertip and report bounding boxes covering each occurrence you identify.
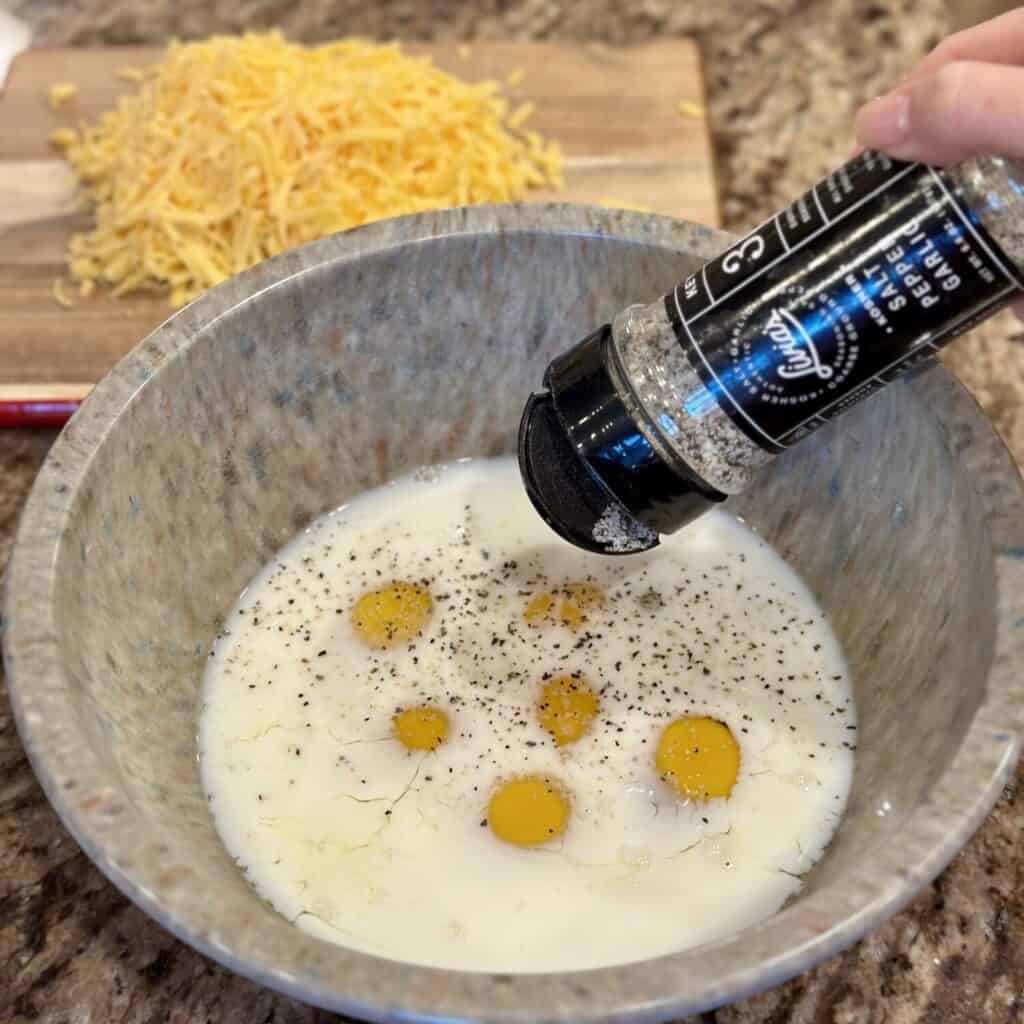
[854,61,1024,165]
[854,92,911,151]
[892,60,1024,165]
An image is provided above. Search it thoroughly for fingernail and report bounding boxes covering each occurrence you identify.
[855,92,910,149]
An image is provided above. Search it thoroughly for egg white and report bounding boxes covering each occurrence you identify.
[199,458,855,971]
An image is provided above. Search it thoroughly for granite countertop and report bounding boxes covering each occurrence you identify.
[3,0,1024,1021]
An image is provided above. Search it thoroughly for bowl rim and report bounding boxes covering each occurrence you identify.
[4,203,1024,1023]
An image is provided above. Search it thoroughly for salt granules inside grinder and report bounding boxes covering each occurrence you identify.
[518,151,1024,554]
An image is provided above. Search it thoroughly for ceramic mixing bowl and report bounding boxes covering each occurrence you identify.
[5,206,1024,1022]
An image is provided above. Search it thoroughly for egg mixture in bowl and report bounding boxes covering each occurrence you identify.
[200,457,855,972]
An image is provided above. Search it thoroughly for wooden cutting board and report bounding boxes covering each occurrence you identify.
[0,41,718,418]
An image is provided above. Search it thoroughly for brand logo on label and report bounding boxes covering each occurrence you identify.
[721,285,860,421]
[765,308,834,381]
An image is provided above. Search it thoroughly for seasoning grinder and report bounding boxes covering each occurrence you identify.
[519,151,1024,554]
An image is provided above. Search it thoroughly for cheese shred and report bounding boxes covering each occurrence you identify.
[48,83,78,109]
[49,128,78,149]
[52,278,74,308]
[53,32,564,307]
[598,198,654,214]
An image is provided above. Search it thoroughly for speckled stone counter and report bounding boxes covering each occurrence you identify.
[3,0,1024,1021]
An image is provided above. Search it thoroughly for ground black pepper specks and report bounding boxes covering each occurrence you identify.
[198,458,856,972]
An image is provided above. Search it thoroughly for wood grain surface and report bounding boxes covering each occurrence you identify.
[0,41,718,400]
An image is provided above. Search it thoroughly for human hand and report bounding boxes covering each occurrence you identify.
[854,9,1024,320]
[854,8,1024,163]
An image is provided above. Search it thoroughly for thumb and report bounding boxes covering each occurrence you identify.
[855,60,1024,165]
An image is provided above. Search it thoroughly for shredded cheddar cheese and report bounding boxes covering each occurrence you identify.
[49,128,78,149]
[598,198,654,213]
[53,32,564,307]
[508,101,535,128]
[47,83,78,109]
[677,100,705,119]
[52,278,73,308]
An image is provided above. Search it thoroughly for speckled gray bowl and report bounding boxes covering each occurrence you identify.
[5,206,1024,1022]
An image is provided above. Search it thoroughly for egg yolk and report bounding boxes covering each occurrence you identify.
[523,581,605,631]
[351,581,432,649]
[655,716,740,801]
[523,593,555,622]
[558,582,604,630]
[537,674,599,746]
[488,777,570,847]
[393,706,448,752]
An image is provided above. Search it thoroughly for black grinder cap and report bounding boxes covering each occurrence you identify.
[517,325,726,555]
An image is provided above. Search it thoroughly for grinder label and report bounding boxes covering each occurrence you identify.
[666,151,1023,452]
